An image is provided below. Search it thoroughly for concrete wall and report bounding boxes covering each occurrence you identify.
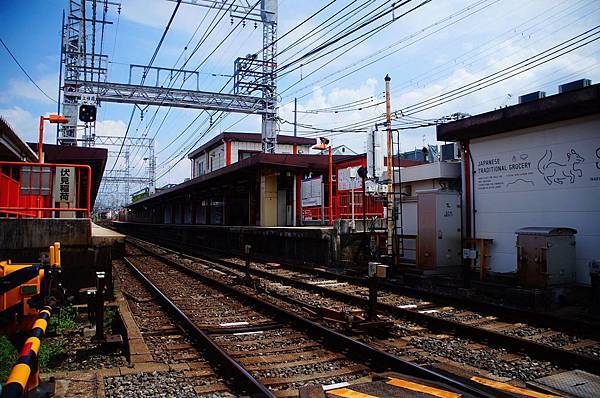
[0,218,92,250]
[469,115,600,285]
[0,219,121,298]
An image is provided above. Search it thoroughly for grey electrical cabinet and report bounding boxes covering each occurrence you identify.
[417,190,461,269]
[516,227,577,288]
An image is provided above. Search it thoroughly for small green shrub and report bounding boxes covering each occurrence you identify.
[49,306,78,333]
[104,307,115,333]
[38,339,66,370]
[0,336,18,381]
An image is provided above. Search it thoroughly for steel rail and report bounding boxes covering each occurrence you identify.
[122,257,275,398]
[127,236,600,376]
[125,240,507,398]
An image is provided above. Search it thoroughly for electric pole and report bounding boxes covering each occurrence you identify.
[294,97,297,137]
[385,74,394,260]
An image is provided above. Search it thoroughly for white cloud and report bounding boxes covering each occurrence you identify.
[278,78,382,152]
[0,106,39,143]
[95,119,128,137]
[120,0,214,34]
[92,119,129,170]
[0,74,58,105]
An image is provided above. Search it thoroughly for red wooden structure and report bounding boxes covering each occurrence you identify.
[0,161,92,218]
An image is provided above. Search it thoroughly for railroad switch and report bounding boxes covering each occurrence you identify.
[81,272,122,347]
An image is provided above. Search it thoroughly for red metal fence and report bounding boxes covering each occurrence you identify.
[0,161,92,218]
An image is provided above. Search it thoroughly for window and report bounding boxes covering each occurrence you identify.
[196,160,204,177]
[239,150,260,160]
[21,166,51,195]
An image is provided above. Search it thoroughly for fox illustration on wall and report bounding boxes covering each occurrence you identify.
[537,149,585,185]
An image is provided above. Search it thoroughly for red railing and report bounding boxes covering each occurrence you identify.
[0,161,92,218]
[302,206,328,221]
[334,191,383,219]
[302,191,384,222]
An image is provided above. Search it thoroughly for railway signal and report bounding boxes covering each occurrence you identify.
[78,104,97,123]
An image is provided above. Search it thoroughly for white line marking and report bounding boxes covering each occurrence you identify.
[219,321,250,327]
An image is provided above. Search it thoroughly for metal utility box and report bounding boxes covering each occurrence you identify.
[417,190,461,269]
[516,227,577,288]
[368,262,388,278]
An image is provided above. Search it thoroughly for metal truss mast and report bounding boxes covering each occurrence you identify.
[59,0,279,208]
[72,81,267,113]
[158,0,280,152]
[61,0,279,151]
[95,135,155,208]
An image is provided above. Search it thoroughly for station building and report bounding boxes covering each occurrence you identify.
[438,81,600,287]
[188,132,315,178]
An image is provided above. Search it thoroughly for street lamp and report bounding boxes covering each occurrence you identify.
[312,137,333,226]
[38,114,69,163]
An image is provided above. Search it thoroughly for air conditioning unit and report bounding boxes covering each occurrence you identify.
[518,91,546,104]
[377,183,388,194]
[558,79,591,93]
[365,179,378,194]
[440,143,455,161]
[440,143,461,161]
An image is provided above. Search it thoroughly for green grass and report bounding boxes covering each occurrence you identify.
[104,307,115,333]
[49,305,78,333]
[0,336,18,381]
[38,338,66,371]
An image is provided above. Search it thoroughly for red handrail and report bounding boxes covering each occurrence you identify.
[302,192,384,222]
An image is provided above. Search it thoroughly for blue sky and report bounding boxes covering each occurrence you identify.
[2,0,600,197]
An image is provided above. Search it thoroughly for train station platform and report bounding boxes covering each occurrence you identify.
[112,221,336,266]
[91,222,125,247]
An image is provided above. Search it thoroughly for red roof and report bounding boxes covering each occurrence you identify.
[188,132,316,159]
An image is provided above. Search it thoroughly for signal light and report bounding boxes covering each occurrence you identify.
[357,166,368,179]
[79,104,97,123]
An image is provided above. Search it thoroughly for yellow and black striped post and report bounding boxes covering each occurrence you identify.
[1,242,60,397]
[1,307,52,398]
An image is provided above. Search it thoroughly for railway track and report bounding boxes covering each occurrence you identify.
[119,243,516,397]
[125,237,600,384]
[112,259,240,397]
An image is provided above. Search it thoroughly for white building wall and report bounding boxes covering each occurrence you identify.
[192,152,209,178]
[207,143,225,172]
[469,115,600,285]
[231,141,261,163]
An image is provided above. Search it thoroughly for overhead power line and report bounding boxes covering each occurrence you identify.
[109,0,182,174]
[155,1,386,168]
[0,37,58,103]
[278,0,429,74]
[281,0,498,100]
[318,26,600,133]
